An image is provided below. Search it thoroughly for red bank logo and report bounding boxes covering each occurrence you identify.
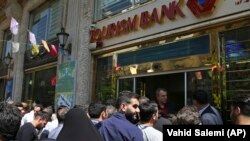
[187,0,216,17]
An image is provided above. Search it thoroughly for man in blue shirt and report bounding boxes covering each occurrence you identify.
[192,90,223,125]
[98,90,143,141]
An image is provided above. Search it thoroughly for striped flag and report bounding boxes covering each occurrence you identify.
[29,31,37,45]
[41,40,50,52]
[10,17,19,35]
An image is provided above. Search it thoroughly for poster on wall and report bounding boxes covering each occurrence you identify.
[55,61,77,109]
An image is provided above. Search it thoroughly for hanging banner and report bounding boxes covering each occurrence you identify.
[55,61,76,109]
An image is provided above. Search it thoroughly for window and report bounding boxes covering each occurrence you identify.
[220,26,250,122]
[23,68,56,106]
[29,0,61,47]
[95,56,114,100]
[94,0,152,21]
[222,26,250,95]
[1,30,12,64]
[0,29,12,101]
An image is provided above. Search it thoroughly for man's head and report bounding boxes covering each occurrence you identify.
[139,102,158,125]
[192,90,210,108]
[33,104,43,114]
[57,105,69,123]
[15,102,25,116]
[195,71,203,79]
[156,88,167,105]
[230,94,250,124]
[105,105,117,118]
[176,106,201,125]
[88,102,107,121]
[0,102,22,141]
[33,111,49,130]
[139,96,150,105]
[116,90,140,124]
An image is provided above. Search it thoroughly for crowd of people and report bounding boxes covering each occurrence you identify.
[0,89,250,141]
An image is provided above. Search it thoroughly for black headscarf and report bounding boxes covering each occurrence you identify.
[57,108,103,141]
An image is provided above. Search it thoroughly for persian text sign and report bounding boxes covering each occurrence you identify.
[55,61,76,108]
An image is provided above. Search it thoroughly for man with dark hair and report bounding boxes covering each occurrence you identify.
[21,104,43,126]
[230,93,250,125]
[0,102,22,141]
[138,102,163,141]
[73,104,89,117]
[99,90,143,141]
[15,102,25,116]
[192,90,223,125]
[16,111,49,141]
[48,105,69,139]
[88,102,107,125]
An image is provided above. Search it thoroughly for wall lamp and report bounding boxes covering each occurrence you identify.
[56,27,71,54]
[4,52,13,66]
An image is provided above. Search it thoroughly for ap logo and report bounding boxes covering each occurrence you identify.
[187,0,216,17]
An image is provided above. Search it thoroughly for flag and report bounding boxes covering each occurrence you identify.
[31,44,39,56]
[41,40,50,52]
[50,44,58,57]
[12,42,20,53]
[10,17,19,35]
[50,75,57,86]
[29,31,37,45]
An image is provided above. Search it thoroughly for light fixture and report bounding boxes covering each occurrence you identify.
[4,52,13,66]
[56,27,71,54]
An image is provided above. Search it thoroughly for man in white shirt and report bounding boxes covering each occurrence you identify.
[48,105,69,139]
[21,104,43,126]
[138,102,163,141]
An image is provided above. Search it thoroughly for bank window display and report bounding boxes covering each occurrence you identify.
[23,68,56,106]
[95,56,113,100]
[28,0,61,47]
[94,0,152,21]
[221,26,250,119]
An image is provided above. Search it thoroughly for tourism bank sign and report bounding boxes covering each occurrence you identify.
[90,0,249,46]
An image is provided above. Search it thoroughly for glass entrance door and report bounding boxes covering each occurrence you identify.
[118,69,212,111]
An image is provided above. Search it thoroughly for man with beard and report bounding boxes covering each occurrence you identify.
[230,93,250,125]
[98,90,143,141]
[16,111,49,141]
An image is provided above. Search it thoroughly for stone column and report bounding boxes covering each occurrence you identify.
[3,0,23,102]
[12,0,46,102]
[65,0,94,105]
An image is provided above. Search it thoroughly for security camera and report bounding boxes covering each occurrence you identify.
[90,24,96,28]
